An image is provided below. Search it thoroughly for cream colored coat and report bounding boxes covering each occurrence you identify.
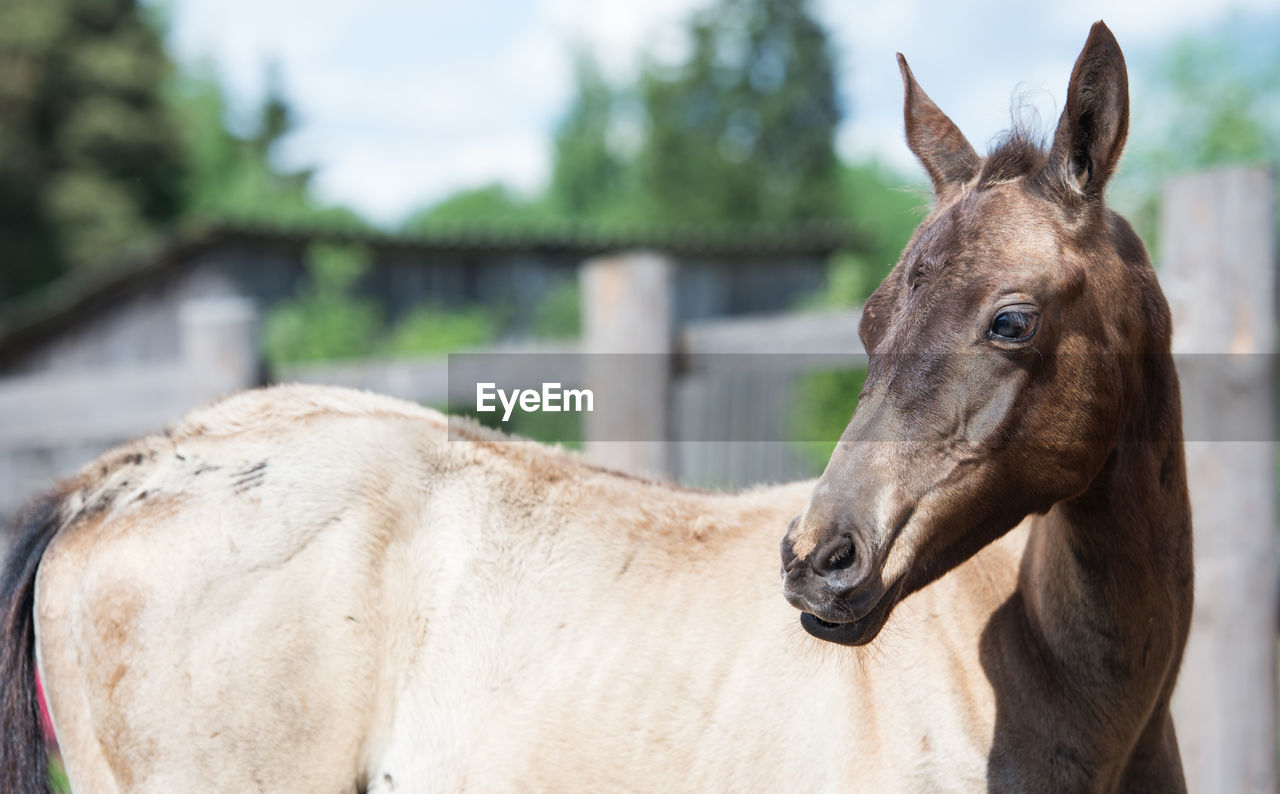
[35,384,1024,793]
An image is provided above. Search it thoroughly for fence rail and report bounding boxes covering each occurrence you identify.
[680,307,863,365]
[279,340,582,407]
[0,364,191,446]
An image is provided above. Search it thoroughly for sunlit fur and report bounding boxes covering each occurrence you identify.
[25,385,1021,791]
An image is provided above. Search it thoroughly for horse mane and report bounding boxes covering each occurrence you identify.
[976,127,1048,188]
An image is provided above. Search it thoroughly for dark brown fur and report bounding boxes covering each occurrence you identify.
[784,22,1192,791]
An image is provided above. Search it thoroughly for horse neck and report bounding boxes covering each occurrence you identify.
[1020,351,1193,695]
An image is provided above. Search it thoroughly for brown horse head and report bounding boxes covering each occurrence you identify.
[782,22,1170,645]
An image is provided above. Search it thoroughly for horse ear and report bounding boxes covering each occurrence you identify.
[1046,21,1129,200]
[898,53,979,197]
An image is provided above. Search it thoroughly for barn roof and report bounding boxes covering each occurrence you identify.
[0,219,861,369]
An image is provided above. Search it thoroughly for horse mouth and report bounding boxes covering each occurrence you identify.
[798,614,870,645]
[800,611,879,646]
[796,579,902,646]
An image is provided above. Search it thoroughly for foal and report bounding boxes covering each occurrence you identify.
[782,21,1191,790]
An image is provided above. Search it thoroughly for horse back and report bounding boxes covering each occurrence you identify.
[33,385,449,792]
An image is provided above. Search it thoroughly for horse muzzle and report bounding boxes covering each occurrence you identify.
[780,526,900,646]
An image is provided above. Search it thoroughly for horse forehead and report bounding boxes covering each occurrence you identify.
[953,187,1063,265]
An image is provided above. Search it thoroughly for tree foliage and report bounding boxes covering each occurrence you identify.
[382,306,496,357]
[1148,21,1279,169]
[417,0,844,229]
[261,244,383,365]
[262,243,499,368]
[171,61,369,231]
[1111,12,1280,253]
[816,162,925,307]
[0,1,367,304]
[550,53,629,219]
[636,0,842,223]
[0,0,185,301]
[530,279,581,339]
[400,184,553,232]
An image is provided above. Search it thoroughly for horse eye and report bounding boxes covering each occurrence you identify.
[989,310,1038,341]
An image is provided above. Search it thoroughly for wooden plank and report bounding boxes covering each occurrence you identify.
[672,308,863,486]
[279,340,582,407]
[0,364,194,446]
[679,308,864,375]
[1162,166,1277,794]
[179,296,261,400]
[581,251,673,478]
[0,297,264,528]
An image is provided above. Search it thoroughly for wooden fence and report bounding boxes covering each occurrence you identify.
[0,166,1274,790]
[0,297,259,519]
[1162,167,1276,794]
[278,269,866,487]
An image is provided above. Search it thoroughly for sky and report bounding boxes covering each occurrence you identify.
[164,0,1280,225]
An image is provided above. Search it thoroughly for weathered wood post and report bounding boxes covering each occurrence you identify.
[1162,166,1277,793]
[179,296,261,404]
[580,251,673,478]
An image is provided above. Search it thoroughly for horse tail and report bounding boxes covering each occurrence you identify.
[1,492,67,794]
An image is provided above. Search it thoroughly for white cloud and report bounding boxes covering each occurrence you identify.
[164,0,1280,223]
[819,0,1280,178]
[541,0,708,80]
[303,128,550,221]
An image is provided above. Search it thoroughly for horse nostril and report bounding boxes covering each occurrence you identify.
[780,532,802,573]
[821,535,857,573]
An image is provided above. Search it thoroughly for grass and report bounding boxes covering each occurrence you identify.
[49,751,70,793]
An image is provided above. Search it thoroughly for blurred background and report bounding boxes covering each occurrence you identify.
[3,0,1277,486]
[0,0,1277,790]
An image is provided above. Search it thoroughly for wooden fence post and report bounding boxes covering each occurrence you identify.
[179,297,261,404]
[580,251,673,478]
[1163,166,1277,793]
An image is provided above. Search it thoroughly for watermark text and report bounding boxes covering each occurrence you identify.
[476,382,594,422]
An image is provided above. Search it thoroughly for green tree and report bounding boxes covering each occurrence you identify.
[407,0,845,230]
[530,280,581,338]
[171,63,366,230]
[263,243,499,368]
[1112,12,1280,253]
[261,243,383,366]
[636,0,842,223]
[0,0,186,300]
[792,367,866,471]
[817,161,925,307]
[400,184,554,231]
[549,52,629,219]
[1149,24,1278,168]
[382,306,496,356]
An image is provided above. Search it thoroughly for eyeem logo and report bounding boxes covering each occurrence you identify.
[476,383,595,422]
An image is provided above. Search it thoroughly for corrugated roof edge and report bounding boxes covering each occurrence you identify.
[215,217,863,255]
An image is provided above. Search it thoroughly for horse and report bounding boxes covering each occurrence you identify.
[1,21,1190,792]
